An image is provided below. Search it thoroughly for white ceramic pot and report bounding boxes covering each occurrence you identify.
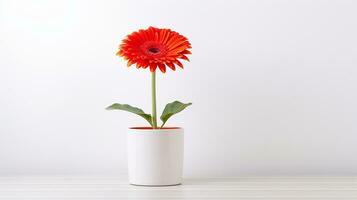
[127,127,184,186]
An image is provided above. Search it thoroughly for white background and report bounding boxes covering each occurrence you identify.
[1,0,357,177]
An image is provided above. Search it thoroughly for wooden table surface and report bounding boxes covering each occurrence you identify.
[1,176,356,199]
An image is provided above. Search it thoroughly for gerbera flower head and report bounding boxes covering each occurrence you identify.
[116,27,192,73]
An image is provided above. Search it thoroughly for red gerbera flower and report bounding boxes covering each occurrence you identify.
[116,27,192,73]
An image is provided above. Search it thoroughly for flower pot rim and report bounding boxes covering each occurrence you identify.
[129,127,182,130]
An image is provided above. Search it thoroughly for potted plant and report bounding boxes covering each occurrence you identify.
[107,27,192,186]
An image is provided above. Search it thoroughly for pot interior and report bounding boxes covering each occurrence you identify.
[129,127,181,130]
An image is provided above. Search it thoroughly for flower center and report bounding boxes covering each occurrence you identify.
[148,47,160,54]
[141,41,166,57]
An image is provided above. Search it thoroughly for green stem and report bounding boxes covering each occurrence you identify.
[151,71,158,128]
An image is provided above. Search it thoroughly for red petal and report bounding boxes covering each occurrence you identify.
[180,55,190,61]
[127,60,135,67]
[147,27,155,40]
[116,50,124,56]
[170,44,190,53]
[138,29,148,41]
[141,60,149,68]
[173,60,183,69]
[168,40,189,51]
[158,63,166,73]
[150,63,157,72]
[159,29,167,43]
[166,62,176,71]
[181,50,192,54]
[162,30,171,44]
[135,61,143,68]
[166,34,181,48]
[154,32,159,42]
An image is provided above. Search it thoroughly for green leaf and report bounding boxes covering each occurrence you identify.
[106,103,152,126]
[160,101,192,128]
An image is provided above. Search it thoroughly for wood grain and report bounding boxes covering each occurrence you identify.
[0,177,356,199]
